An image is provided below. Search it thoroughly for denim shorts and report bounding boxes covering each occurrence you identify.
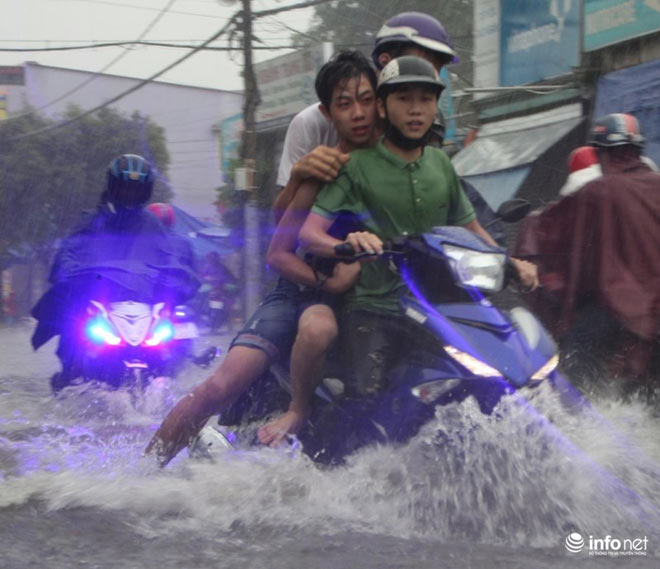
[230,277,340,362]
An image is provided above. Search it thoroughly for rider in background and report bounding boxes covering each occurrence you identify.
[558,146,602,197]
[47,155,197,302]
[513,113,660,392]
[32,155,199,390]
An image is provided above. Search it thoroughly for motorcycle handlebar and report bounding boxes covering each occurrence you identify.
[334,242,356,257]
[333,241,402,261]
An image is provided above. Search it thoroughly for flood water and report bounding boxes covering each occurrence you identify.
[1,322,659,568]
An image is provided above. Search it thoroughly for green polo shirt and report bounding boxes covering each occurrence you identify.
[312,138,476,313]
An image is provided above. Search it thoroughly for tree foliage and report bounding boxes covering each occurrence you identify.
[298,0,474,83]
[0,106,170,263]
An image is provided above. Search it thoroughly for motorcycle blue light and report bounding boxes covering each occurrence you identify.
[86,319,121,345]
[145,321,174,346]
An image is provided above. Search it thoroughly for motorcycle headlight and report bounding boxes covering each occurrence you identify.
[530,354,559,382]
[443,245,506,292]
[145,321,175,347]
[86,317,121,346]
[444,345,503,378]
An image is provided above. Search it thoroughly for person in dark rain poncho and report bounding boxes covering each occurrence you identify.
[513,114,660,390]
[31,154,199,390]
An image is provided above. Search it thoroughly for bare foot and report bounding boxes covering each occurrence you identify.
[257,409,307,447]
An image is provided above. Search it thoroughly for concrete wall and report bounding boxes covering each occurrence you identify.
[4,63,243,222]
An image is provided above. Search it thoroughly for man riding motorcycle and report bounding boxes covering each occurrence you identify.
[299,56,537,406]
[32,154,199,391]
[513,114,660,392]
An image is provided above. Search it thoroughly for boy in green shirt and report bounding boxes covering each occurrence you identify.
[300,56,538,396]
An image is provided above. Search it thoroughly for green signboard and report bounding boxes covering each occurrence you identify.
[585,0,660,51]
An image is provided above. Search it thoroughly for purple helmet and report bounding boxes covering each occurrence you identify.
[372,12,458,68]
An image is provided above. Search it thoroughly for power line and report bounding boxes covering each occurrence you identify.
[0,38,471,53]
[253,0,333,19]
[7,12,241,141]
[4,0,334,140]
[52,0,330,19]
[53,0,230,20]
[5,0,178,122]
[0,40,305,52]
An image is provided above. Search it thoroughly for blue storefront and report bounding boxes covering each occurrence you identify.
[499,0,580,86]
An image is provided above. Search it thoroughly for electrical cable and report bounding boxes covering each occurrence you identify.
[4,0,338,139]
[53,0,230,20]
[4,0,177,122]
[6,11,241,140]
[0,40,305,52]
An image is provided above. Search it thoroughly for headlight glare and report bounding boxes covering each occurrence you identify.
[444,345,502,378]
[443,244,506,291]
[530,354,559,381]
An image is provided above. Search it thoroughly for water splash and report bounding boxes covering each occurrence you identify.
[2,381,659,551]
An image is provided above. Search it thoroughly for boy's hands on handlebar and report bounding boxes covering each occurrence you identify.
[346,231,384,257]
[510,257,539,292]
[292,145,350,183]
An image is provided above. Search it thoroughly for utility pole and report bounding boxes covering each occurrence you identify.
[233,0,329,321]
[237,0,261,320]
[240,0,258,164]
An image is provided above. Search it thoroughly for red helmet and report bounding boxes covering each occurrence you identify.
[568,146,599,173]
[147,202,175,228]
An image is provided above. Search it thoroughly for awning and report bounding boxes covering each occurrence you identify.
[461,167,531,211]
[171,206,234,259]
[452,105,584,210]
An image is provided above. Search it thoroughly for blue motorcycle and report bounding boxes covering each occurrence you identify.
[192,200,560,464]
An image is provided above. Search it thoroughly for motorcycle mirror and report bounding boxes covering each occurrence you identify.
[495,199,531,223]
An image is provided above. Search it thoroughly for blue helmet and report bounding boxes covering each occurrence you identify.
[106,154,155,209]
[372,12,458,68]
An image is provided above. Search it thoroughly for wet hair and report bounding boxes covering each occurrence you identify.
[315,50,378,110]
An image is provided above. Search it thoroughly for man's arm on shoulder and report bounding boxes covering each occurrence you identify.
[272,145,349,223]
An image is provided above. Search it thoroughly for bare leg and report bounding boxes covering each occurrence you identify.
[146,346,269,465]
[258,304,337,446]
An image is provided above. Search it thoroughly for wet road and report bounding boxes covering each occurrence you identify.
[1,321,659,569]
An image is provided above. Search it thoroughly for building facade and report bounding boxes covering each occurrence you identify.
[0,62,243,222]
[458,0,660,213]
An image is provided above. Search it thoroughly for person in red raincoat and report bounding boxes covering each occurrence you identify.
[513,113,660,394]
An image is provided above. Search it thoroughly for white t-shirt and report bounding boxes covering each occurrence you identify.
[276,103,339,187]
